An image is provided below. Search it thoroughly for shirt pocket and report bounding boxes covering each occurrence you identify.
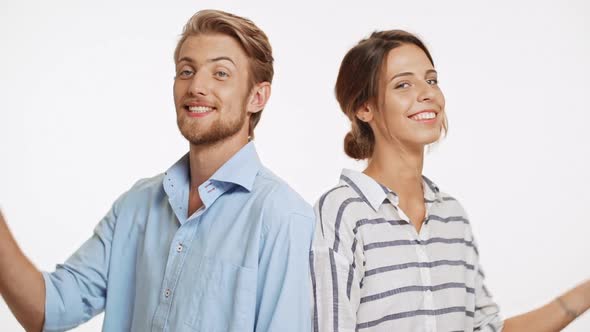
[184,256,257,332]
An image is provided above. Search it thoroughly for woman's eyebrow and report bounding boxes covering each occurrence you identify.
[390,69,438,82]
[390,72,414,82]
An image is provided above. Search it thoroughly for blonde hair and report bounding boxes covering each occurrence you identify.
[174,9,274,138]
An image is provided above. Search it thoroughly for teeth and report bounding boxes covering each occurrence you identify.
[411,112,436,121]
[188,106,214,113]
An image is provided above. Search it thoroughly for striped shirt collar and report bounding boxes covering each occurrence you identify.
[339,168,441,211]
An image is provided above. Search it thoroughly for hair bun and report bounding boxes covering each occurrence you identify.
[344,130,371,160]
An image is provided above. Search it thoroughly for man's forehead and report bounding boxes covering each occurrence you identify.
[177,34,248,65]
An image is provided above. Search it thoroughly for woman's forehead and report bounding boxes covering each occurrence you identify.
[384,44,434,76]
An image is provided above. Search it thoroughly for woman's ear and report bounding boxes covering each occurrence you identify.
[356,103,374,123]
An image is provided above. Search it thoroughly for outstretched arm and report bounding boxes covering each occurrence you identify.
[0,210,45,332]
[503,279,590,332]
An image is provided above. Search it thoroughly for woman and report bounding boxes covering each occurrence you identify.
[310,30,590,331]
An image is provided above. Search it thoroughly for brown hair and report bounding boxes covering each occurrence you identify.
[175,9,274,139]
[335,30,445,160]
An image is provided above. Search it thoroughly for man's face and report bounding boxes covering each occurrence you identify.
[173,33,252,146]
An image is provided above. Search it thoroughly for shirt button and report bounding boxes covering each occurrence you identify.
[164,289,171,298]
[176,243,183,252]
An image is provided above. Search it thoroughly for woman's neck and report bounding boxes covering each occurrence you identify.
[364,141,428,231]
[364,141,424,196]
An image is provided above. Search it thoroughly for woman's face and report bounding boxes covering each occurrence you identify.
[360,43,446,151]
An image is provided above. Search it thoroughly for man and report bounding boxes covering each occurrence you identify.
[0,9,314,332]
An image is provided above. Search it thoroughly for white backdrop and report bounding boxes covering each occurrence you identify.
[1,0,589,331]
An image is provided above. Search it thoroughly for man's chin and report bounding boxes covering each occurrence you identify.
[177,117,247,147]
[180,131,215,146]
[179,128,233,147]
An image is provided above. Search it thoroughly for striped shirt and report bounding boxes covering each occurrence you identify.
[310,169,503,332]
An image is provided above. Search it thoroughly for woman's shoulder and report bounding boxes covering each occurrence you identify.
[316,168,387,210]
[314,182,357,214]
[313,170,387,227]
[436,190,466,210]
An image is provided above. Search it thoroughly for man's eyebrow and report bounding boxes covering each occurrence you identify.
[207,56,236,66]
[176,56,237,66]
[177,56,194,64]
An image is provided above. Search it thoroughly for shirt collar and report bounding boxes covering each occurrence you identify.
[164,153,190,199]
[165,141,261,193]
[339,168,441,211]
[162,142,262,223]
[422,175,441,203]
[340,169,389,211]
[208,141,261,192]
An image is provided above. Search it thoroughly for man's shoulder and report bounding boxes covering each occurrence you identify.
[131,173,165,190]
[252,167,314,226]
[114,173,166,209]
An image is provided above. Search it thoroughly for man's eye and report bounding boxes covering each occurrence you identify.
[427,79,438,85]
[215,71,229,78]
[178,70,194,79]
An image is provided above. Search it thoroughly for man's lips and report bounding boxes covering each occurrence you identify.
[184,103,216,117]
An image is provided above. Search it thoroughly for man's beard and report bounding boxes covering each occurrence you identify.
[177,108,247,146]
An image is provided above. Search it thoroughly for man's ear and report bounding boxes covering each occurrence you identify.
[246,82,271,115]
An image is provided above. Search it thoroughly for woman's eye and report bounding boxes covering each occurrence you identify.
[427,79,438,85]
[395,82,411,89]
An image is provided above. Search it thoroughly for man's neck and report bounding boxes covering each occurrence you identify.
[188,133,249,190]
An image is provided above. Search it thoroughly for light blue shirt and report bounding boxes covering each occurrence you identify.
[42,142,315,332]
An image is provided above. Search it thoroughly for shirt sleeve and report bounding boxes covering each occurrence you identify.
[310,197,364,332]
[254,211,315,332]
[472,237,504,332]
[42,198,121,332]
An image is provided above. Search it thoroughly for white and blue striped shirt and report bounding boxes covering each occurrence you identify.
[310,169,503,332]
